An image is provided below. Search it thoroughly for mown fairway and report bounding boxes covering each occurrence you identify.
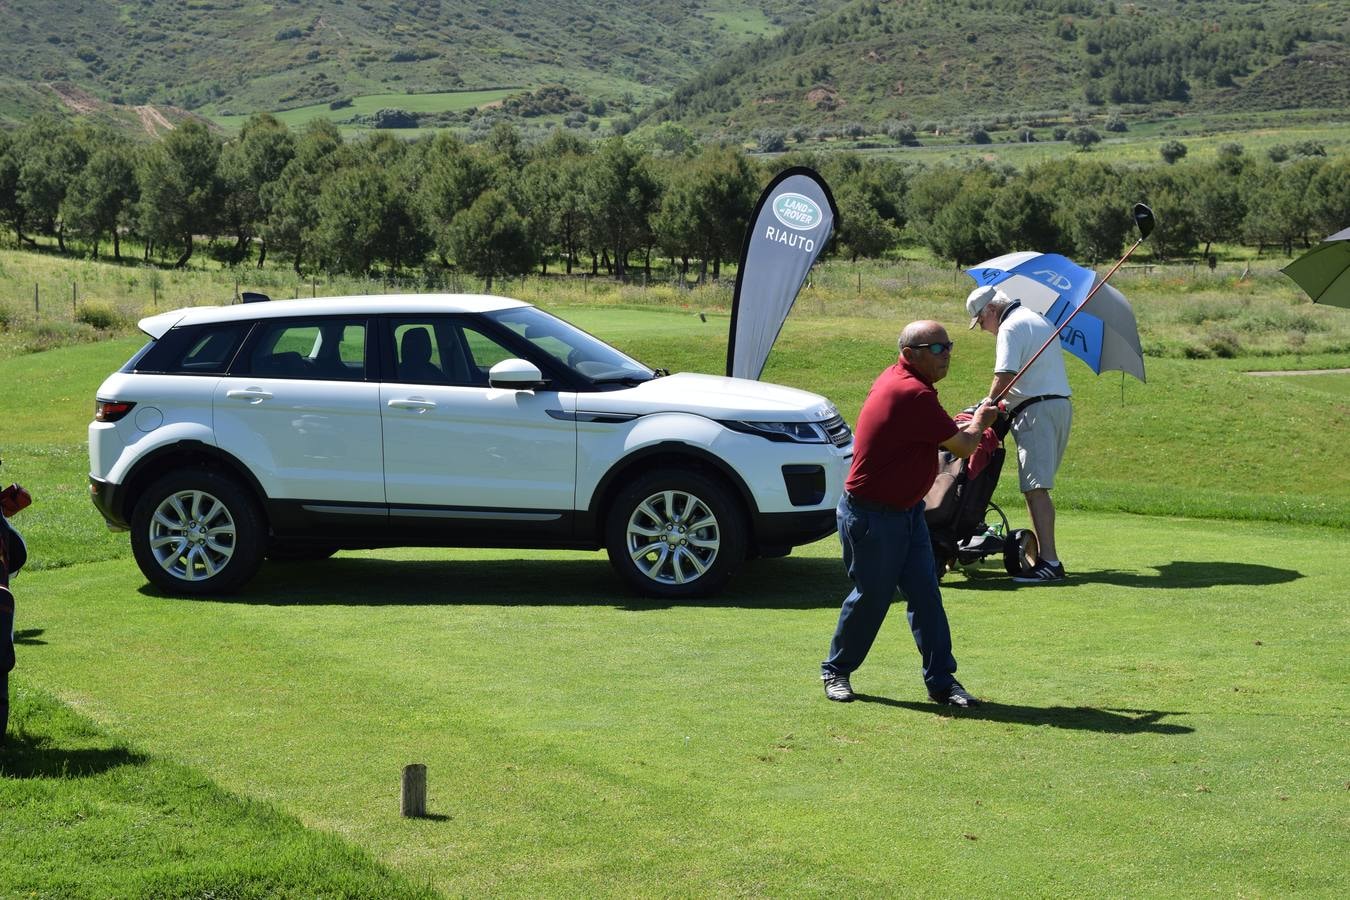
[8,514,1348,896]
[1,300,1347,895]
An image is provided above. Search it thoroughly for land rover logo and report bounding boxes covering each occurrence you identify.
[772,192,822,231]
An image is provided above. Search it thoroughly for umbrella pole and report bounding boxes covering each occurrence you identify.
[992,204,1154,405]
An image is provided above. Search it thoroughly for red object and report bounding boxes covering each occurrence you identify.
[952,413,1000,480]
[1,484,31,517]
[845,358,960,510]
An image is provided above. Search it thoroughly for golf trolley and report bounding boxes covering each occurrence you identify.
[923,410,1038,579]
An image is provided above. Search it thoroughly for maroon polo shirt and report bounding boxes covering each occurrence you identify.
[845,357,959,510]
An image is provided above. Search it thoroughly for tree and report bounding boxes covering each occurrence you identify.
[219,114,295,266]
[313,157,430,276]
[1061,192,1131,262]
[138,120,223,267]
[584,138,659,280]
[15,114,86,250]
[1159,139,1188,165]
[921,173,999,266]
[1187,165,1246,258]
[0,131,26,244]
[447,189,537,290]
[1067,126,1101,152]
[836,189,899,262]
[62,131,138,259]
[982,182,1060,253]
[263,118,342,273]
[418,133,494,267]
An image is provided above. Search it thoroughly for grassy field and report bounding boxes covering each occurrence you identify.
[0,264,1346,894]
[208,89,522,136]
[6,512,1347,896]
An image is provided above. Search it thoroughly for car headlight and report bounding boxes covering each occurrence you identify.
[720,420,829,443]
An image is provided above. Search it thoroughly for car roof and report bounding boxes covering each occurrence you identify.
[138,294,532,339]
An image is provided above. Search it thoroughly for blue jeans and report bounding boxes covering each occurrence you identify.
[823,494,958,691]
[1,572,11,743]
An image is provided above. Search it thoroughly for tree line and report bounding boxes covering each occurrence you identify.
[0,113,1344,286]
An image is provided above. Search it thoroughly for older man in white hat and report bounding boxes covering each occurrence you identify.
[966,285,1073,583]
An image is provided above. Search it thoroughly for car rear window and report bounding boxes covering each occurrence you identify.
[135,323,251,375]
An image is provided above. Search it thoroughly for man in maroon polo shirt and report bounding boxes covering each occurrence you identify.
[822,320,997,705]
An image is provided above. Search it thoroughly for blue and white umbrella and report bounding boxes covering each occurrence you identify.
[967,251,1145,383]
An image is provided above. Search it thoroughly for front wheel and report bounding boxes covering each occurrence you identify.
[130,470,266,595]
[604,468,747,599]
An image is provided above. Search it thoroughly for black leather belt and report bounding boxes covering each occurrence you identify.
[844,492,915,514]
[1009,394,1069,417]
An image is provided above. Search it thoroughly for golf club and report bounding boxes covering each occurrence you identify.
[990,203,1155,406]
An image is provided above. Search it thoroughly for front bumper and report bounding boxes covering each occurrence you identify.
[752,507,838,550]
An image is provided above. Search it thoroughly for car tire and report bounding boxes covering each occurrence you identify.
[130,469,266,595]
[604,467,747,599]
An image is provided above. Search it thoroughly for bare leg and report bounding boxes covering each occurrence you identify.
[1024,488,1057,561]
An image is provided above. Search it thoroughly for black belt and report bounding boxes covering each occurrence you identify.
[1008,394,1069,417]
[844,492,916,514]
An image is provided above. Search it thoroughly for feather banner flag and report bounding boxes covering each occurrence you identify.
[726,167,838,380]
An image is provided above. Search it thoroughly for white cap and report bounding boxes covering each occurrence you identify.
[966,285,1007,329]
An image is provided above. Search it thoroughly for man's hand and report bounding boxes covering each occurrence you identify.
[972,400,998,431]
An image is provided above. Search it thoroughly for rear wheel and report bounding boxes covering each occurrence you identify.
[604,468,747,599]
[1003,528,1039,577]
[130,470,266,595]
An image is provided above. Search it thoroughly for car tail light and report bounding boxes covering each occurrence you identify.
[95,399,136,422]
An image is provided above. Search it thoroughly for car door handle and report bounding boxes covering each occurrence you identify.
[388,397,437,411]
[225,388,273,403]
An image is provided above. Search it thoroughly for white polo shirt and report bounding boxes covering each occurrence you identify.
[994,304,1072,401]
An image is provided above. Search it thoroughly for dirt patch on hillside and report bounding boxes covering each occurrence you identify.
[48,82,104,114]
[136,105,176,137]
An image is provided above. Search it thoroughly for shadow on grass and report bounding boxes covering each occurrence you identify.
[952,560,1302,591]
[853,695,1194,734]
[14,628,46,646]
[141,555,847,610]
[0,736,146,779]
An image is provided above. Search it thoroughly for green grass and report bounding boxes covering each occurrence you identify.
[8,511,1347,895]
[208,89,521,134]
[1,294,1346,893]
[0,685,437,897]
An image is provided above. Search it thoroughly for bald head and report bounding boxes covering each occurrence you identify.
[897,319,953,383]
[898,320,945,352]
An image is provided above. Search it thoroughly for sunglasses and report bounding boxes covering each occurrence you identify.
[905,341,954,355]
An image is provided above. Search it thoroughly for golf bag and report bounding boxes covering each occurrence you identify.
[923,411,1035,578]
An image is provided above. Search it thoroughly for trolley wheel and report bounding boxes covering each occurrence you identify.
[1003,528,1039,576]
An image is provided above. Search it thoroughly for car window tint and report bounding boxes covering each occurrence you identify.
[137,323,249,375]
[245,319,366,380]
[462,325,516,374]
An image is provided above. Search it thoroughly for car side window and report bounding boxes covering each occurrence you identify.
[387,318,519,386]
[136,322,250,375]
[243,318,366,381]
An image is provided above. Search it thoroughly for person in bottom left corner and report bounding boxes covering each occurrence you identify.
[1,480,32,748]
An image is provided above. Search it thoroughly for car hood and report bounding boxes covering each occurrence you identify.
[578,373,838,421]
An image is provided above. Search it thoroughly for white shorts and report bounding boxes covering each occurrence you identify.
[1010,397,1072,492]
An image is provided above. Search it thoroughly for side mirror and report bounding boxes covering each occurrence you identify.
[488,358,547,390]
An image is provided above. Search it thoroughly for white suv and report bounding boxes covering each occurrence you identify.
[89,294,852,598]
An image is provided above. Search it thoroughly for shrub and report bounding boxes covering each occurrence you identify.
[75,301,123,330]
[1205,328,1241,358]
[0,304,14,331]
[22,321,98,354]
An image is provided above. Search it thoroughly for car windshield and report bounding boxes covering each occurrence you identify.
[485,306,656,384]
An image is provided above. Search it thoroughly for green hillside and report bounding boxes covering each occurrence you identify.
[0,0,845,129]
[643,0,1350,136]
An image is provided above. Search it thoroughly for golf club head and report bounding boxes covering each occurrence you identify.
[1133,203,1155,240]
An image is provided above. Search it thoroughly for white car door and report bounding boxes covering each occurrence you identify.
[380,317,577,514]
[213,316,384,503]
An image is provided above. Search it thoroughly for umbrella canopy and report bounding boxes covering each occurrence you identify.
[1281,227,1350,308]
[967,251,1145,383]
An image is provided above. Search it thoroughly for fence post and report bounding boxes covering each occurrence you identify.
[73,282,78,319]
[400,764,427,818]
